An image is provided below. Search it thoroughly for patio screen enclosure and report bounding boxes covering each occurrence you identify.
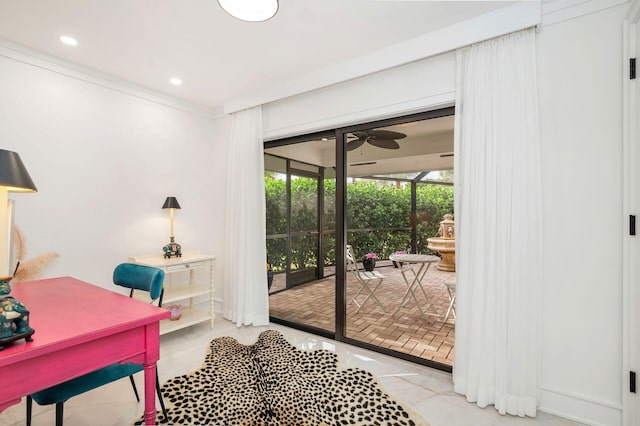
[265,107,456,370]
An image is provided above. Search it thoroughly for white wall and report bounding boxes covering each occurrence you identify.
[0,49,229,293]
[263,51,456,140]
[537,3,627,424]
[0,0,629,423]
[260,1,629,424]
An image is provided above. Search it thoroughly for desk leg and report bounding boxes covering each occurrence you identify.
[143,362,157,425]
[143,322,161,426]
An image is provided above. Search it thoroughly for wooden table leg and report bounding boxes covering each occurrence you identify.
[143,362,157,425]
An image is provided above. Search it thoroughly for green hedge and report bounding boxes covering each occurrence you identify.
[265,177,453,271]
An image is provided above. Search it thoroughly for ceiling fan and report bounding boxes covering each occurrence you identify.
[346,129,407,151]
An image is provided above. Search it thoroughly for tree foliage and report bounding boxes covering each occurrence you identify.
[265,176,454,272]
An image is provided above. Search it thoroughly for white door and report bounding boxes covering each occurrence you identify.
[624,2,640,424]
[634,19,640,423]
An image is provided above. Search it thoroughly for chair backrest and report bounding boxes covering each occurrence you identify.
[113,263,165,301]
[346,245,360,276]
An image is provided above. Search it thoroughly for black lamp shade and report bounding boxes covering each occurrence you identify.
[162,197,181,209]
[0,149,37,192]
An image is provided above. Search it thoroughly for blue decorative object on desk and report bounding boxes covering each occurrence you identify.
[0,276,35,350]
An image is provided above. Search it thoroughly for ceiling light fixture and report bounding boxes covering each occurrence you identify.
[60,36,78,46]
[217,0,278,22]
[170,77,183,86]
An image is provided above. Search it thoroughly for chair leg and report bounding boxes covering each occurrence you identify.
[26,397,65,426]
[444,286,456,322]
[26,395,33,426]
[368,279,385,311]
[350,284,365,303]
[129,374,140,402]
[55,402,64,426]
[156,367,168,422]
[353,279,386,313]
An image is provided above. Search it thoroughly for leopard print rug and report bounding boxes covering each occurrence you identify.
[135,329,429,425]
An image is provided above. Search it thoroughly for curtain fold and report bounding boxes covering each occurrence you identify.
[452,27,542,417]
[223,105,269,326]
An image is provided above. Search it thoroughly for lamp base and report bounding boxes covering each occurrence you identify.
[163,237,182,259]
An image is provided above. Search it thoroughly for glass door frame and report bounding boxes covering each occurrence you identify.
[266,130,337,339]
[287,163,322,288]
[267,106,455,372]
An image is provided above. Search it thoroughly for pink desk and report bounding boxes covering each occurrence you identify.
[0,276,170,425]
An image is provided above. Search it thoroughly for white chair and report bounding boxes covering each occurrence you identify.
[443,280,456,322]
[346,245,385,312]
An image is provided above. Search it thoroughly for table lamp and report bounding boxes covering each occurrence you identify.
[0,149,37,347]
[0,149,37,276]
[162,196,182,258]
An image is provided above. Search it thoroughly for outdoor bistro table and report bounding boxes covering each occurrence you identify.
[388,253,441,319]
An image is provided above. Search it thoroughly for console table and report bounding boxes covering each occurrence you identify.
[129,252,215,335]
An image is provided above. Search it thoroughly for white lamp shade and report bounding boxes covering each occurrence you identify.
[218,0,278,22]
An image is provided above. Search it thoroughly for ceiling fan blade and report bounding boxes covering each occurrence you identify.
[346,138,366,151]
[368,138,400,149]
[368,130,406,140]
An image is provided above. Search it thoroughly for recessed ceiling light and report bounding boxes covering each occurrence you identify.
[60,36,78,46]
[170,77,182,86]
[217,0,278,22]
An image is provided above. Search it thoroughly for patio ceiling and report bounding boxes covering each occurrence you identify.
[265,115,454,178]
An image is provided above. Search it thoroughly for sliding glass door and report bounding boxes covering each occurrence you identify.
[265,108,456,370]
[341,113,456,370]
[265,133,336,335]
[289,164,320,287]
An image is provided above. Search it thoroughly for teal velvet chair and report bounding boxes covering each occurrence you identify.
[26,263,168,426]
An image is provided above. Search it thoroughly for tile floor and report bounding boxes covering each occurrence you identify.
[269,260,456,365]
[3,317,582,426]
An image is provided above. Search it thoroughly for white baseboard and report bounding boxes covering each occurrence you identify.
[540,387,622,426]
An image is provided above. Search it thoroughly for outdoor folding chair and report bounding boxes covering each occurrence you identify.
[443,279,456,322]
[346,245,385,312]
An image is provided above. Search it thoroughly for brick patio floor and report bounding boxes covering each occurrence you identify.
[268,260,456,366]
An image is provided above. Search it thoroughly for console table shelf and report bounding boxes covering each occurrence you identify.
[129,252,215,335]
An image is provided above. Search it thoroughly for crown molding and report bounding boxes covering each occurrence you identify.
[0,38,222,120]
[542,0,630,27]
[628,0,640,21]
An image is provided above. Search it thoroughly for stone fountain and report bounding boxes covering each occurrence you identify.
[427,214,456,272]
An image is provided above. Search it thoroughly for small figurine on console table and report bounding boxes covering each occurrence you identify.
[162,196,183,258]
[163,237,182,259]
[0,276,35,350]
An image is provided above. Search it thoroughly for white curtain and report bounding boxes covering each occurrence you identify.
[223,105,270,326]
[452,28,542,417]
